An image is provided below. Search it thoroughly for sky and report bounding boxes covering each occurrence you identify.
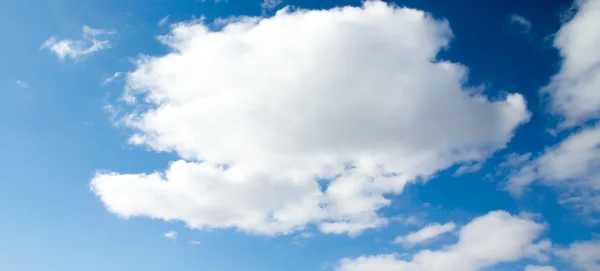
[1,0,600,270]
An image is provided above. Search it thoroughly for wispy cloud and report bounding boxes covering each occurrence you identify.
[189,240,201,245]
[508,13,532,35]
[292,232,313,246]
[393,222,456,246]
[391,215,423,226]
[103,72,122,86]
[261,0,283,11]
[164,231,177,240]
[42,25,116,61]
[16,80,30,89]
[158,15,171,27]
[454,161,484,176]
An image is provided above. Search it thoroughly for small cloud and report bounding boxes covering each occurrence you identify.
[292,232,314,246]
[454,161,484,176]
[393,222,456,246]
[42,25,116,61]
[103,72,122,86]
[525,265,558,271]
[164,231,177,240]
[189,240,201,245]
[519,211,543,221]
[82,25,116,37]
[16,80,29,89]
[507,13,532,35]
[158,15,171,27]
[296,232,313,239]
[261,0,282,11]
[391,215,422,226]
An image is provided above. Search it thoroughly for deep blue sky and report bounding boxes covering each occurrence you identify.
[1,0,598,271]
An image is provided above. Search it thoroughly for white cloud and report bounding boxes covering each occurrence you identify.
[454,161,483,176]
[337,211,551,271]
[296,232,313,239]
[16,80,29,89]
[555,240,600,271]
[393,222,456,246]
[499,0,600,219]
[158,15,171,27]
[103,72,122,86]
[391,215,423,226]
[91,1,530,236]
[261,0,283,10]
[508,14,532,35]
[164,231,178,240]
[292,232,314,246]
[524,265,558,271]
[42,25,115,61]
[504,124,600,213]
[544,0,600,127]
[189,240,201,245]
[82,25,116,37]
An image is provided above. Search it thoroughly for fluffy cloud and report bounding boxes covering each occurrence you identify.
[504,124,600,207]
[92,1,529,236]
[555,240,600,271]
[393,222,456,246]
[42,25,115,61]
[337,211,551,271]
[524,265,558,271]
[555,241,600,271]
[544,0,600,127]
[501,0,600,217]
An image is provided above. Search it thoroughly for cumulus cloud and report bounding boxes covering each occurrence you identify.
[42,25,115,61]
[544,0,600,127]
[524,265,558,271]
[499,0,600,219]
[503,124,600,213]
[164,231,177,240]
[338,211,551,271]
[393,222,456,246]
[91,1,530,236]
[555,240,600,271]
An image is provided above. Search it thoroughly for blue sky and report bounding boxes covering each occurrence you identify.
[1,0,600,271]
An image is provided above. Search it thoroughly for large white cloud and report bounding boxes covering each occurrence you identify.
[544,0,600,127]
[337,211,551,271]
[555,240,600,271]
[92,1,529,235]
